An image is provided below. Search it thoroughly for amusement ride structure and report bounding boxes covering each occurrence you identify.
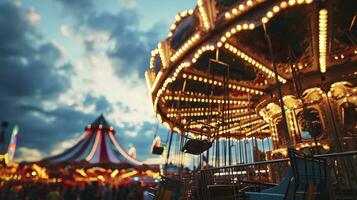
[145,0,357,199]
[0,115,160,185]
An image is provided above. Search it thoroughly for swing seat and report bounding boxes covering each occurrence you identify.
[182,139,212,155]
[152,146,164,155]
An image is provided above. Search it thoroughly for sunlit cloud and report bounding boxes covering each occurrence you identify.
[143,157,165,165]
[13,0,21,7]
[59,29,156,128]
[121,0,137,10]
[124,130,138,137]
[51,40,65,53]
[60,25,72,37]
[31,111,56,124]
[74,61,85,71]
[50,136,79,156]
[41,100,59,111]
[26,8,41,24]
[15,147,43,162]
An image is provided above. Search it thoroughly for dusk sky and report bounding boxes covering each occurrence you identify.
[0,0,196,163]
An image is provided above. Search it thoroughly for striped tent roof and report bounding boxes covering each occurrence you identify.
[44,115,142,166]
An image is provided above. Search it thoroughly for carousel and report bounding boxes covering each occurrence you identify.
[145,0,357,199]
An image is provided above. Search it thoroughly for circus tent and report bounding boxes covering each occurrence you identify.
[43,115,143,166]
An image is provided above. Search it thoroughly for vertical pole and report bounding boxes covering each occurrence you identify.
[268,137,272,152]
[165,130,174,172]
[206,148,210,167]
[262,137,266,161]
[239,139,243,163]
[222,140,227,166]
[253,134,259,162]
[227,65,232,166]
[244,137,248,163]
[234,144,238,164]
[165,77,186,173]
[264,25,290,146]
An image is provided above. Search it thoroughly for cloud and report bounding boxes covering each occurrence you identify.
[15,147,44,162]
[83,95,113,114]
[50,136,79,156]
[0,3,68,100]
[58,30,156,127]
[143,157,165,165]
[60,25,72,37]
[13,0,21,7]
[52,8,168,130]
[0,2,96,157]
[0,44,70,99]
[26,8,41,24]
[120,0,137,10]
[0,0,172,164]
[83,11,166,77]
[124,130,138,137]
[57,5,166,77]
[0,2,37,57]
[55,0,95,21]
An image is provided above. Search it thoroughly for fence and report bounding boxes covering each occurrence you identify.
[195,151,357,200]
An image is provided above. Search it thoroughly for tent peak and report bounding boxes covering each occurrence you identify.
[87,114,111,130]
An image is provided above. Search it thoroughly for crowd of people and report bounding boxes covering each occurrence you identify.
[0,181,150,200]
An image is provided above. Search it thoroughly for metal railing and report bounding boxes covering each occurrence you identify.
[195,151,357,200]
[196,158,289,199]
[317,151,357,199]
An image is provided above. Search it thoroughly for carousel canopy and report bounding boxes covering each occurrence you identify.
[43,115,142,166]
[145,0,357,141]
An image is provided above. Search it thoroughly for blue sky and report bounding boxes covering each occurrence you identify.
[0,0,196,163]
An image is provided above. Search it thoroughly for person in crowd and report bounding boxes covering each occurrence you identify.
[64,186,77,200]
[0,179,151,200]
[91,181,102,200]
[102,183,112,200]
[46,185,60,200]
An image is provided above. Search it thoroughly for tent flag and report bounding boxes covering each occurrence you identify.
[7,125,19,165]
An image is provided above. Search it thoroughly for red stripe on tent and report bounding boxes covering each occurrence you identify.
[99,131,110,163]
